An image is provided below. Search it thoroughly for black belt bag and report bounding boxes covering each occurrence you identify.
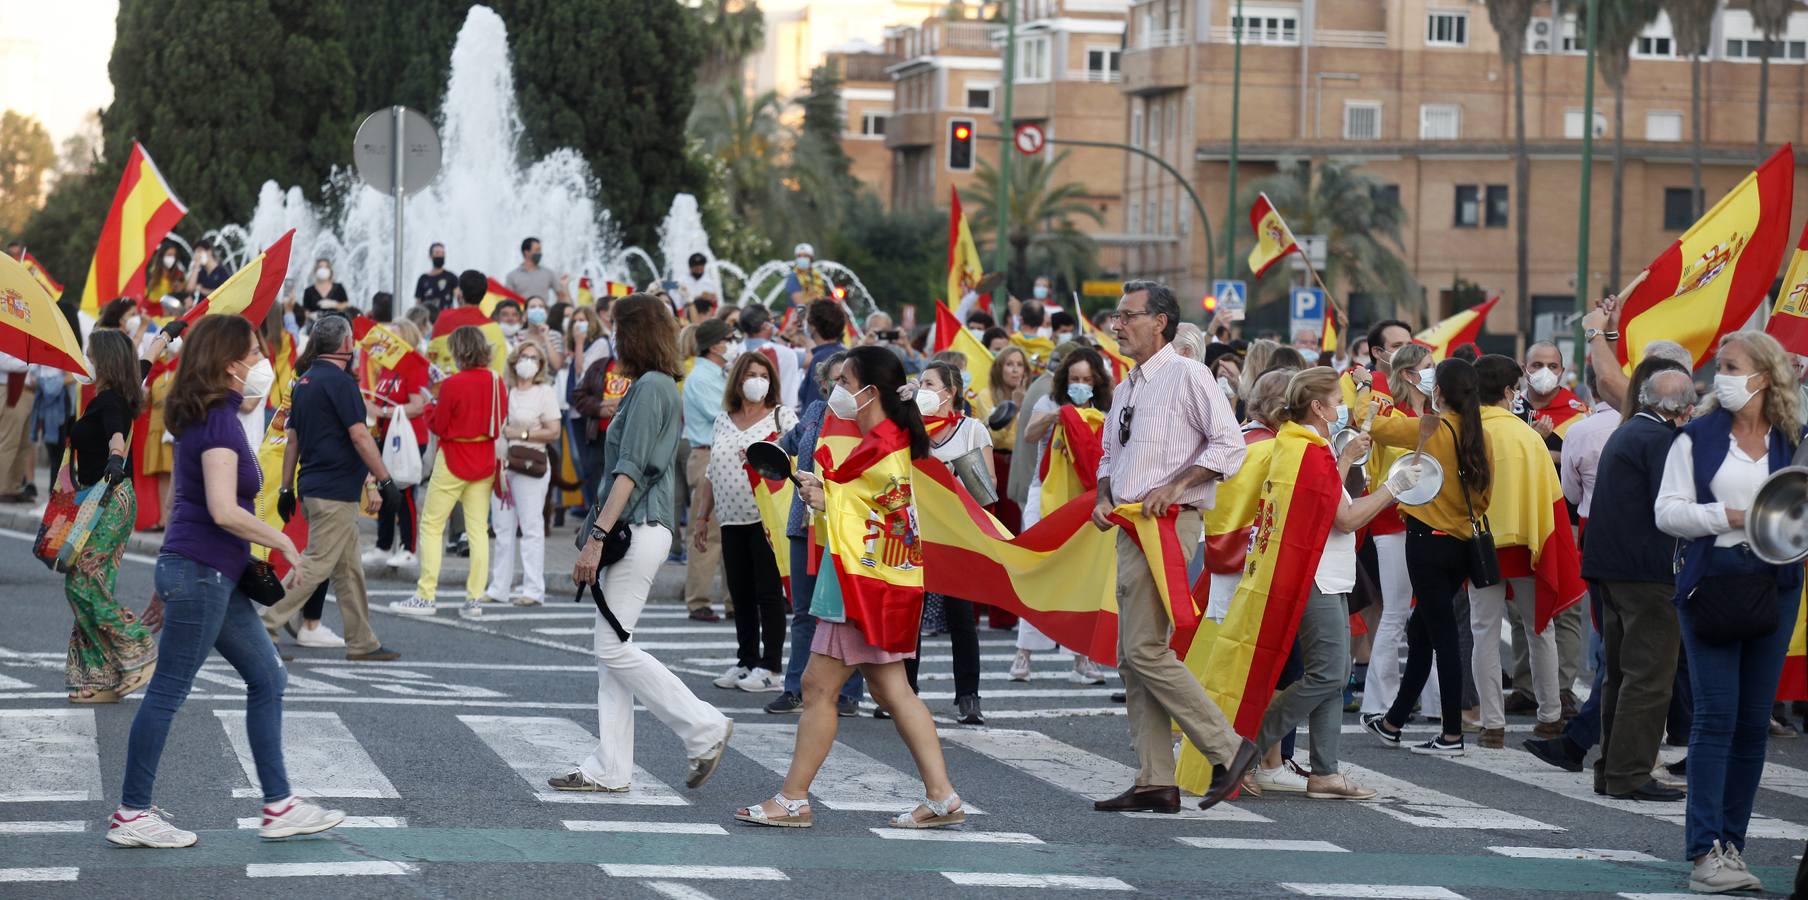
[1687,569,1779,646]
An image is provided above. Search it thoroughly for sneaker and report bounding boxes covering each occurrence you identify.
[293,623,346,649]
[1072,656,1107,685]
[1008,650,1031,682]
[1306,773,1379,800]
[257,795,345,839]
[1720,844,1761,886]
[714,666,751,689]
[389,596,437,616]
[837,696,861,717]
[1690,841,1762,893]
[765,691,803,714]
[1410,736,1465,756]
[458,598,483,620]
[736,667,783,693]
[360,547,389,567]
[956,694,984,726]
[1361,713,1401,748]
[1770,716,1798,738]
[453,534,470,557]
[106,806,196,848]
[1251,764,1309,794]
[686,721,733,789]
[385,549,418,569]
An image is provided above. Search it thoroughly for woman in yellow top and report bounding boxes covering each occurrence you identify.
[1359,357,1492,756]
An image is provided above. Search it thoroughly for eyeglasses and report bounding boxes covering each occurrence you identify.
[1119,405,1135,444]
[1115,310,1152,321]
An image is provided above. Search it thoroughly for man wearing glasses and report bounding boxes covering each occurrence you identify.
[1090,280,1254,813]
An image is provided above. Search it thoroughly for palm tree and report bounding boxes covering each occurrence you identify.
[1240,158,1424,320]
[1594,0,1663,290]
[687,86,792,232]
[693,0,767,92]
[966,150,1106,294]
[1750,0,1798,158]
[1485,0,1536,341]
[1666,0,1718,220]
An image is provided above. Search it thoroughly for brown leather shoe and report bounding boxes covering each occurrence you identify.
[1092,785,1180,813]
[1200,739,1258,811]
[1479,727,1505,749]
[1532,720,1563,740]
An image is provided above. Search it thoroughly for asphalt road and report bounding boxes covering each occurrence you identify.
[3,520,1808,899]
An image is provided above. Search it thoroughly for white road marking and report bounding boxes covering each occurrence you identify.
[0,820,85,833]
[0,709,102,801]
[236,816,406,829]
[215,710,398,798]
[941,728,1265,823]
[600,864,787,880]
[1487,846,1659,862]
[1306,753,1560,832]
[460,715,685,805]
[1281,885,1466,899]
[940,872,1133,890]
[188,668,353,696]
[1617,894,1702,900]
[1177,837,1347,852]
[245,861,417,877]
[645,882,722,900]
[871,828,1043,843]
[562,820,727,834]
[730,723,983,814]
[1759,761,1808,800]
[0,673,35,690]
[0,867,78,882]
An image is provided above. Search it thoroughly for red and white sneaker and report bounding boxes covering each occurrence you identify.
[257,795,345,839]
[106,806,197,848]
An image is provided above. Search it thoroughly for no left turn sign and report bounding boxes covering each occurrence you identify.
[1014,123,1045,155]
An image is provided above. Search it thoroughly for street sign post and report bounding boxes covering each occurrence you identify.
[1289,286,1325,342]
[353,106,441,312]
[1013,123,1045,155]
[1211,279,1247,312]
[1290,234,1327,271]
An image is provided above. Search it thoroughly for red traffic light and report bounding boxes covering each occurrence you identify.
[1201,294,1218,311]
[832,285,847,301]
[954,124,971,140]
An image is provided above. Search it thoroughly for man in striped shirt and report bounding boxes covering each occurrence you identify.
[1089,280,1254,814]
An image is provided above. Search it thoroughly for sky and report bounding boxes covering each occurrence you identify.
[0,0,117,147]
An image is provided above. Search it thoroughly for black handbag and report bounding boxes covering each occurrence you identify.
[1687,572,1779,645]
[1445,421,1500,588]
[238,559,286,606]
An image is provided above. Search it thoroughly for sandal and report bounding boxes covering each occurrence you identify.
[888,793,966,829]
[68,688,119,704]
[117,663,156,698]
[734,793,812,828]
[546,770,629,793]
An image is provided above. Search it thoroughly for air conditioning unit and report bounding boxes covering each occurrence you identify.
[1525,17,1553,53]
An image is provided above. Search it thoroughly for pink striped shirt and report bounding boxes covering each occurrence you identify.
[1096,341,1245,508]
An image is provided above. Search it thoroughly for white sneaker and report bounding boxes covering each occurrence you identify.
[106,806,196,848]
[459,598,483,620]
[388,596,437,616]
[714,665,751,689]
[1252,763,1309,794]
[1719,844,1762,890]
[1690,841,1762,893]
[385,549,418,569]
[1072,656,1107,685]
[736,667,784,693]
[360,547,389,567]
[1009,650,1031,682]
[257,795,345,839]
[293,623,346,649]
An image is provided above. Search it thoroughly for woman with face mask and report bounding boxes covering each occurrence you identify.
[365,320,431,573]
[483,339,563,608]
[1654,331,1806,892]
[146,244,185,305]
[299,258,348,314]
[523,296,567,371]
[693,353,798,694]
[1013,347,1114,686]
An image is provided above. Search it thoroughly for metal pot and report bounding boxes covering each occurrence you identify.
[1385,452,1444,507]
[949,446,999,506]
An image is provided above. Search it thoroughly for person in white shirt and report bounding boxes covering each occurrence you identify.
[675,253,723,308]
[486,341,563,607]
[739,305,803,415]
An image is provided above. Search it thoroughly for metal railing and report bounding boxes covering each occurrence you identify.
[831,53,902,83]
[1207,25,1297,45]
[1137,27,1189,49]
[934,22,999,52]
[1314,29,1388,49]
[1063,68,1123,83]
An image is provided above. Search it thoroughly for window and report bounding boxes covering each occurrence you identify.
[1130,102,1143,148]
[859,113,888,137]
[1150,104,1163,151]
[1635,35,1674,57]
[1426,10,1468,47]
[1563,108,1607,139]
[1664,188,1700,230]
[1085,47,1121,81]
[1232,7,1301,45]
[1646,110,1684,142]
[965,85,995,111]
[1017,36,1050,81]
[1374,184,1401,210]
[1485,185,1509,228]
[1128,199,1142,234]
[1454,185,1480,228]
[1420,104,1461,140]
[1344,102,1381,140]
[1727,38,1808,60]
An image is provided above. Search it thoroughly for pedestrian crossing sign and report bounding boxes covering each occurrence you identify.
[1212,280,1247,312]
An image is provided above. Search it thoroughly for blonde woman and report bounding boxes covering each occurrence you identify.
[487,340,562,607]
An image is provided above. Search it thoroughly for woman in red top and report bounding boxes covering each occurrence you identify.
[392,326,506,619]
[370,319,431,569]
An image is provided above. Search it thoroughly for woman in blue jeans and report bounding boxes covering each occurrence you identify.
[108,315,346,849]
[1655,330,1803,894]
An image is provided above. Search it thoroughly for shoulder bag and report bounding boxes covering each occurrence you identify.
[573,460,668,642]
[1686,570,1778,645]
[1444,420,1500,588]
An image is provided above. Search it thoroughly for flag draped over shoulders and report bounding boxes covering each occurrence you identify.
[1480,407,1586,633]
[428,305,507,376]
[814,419,924,653]
[747,418,797,601]
[1782,581,1808,701]
[1038,405,1104,517]
[1201,428,1275,579]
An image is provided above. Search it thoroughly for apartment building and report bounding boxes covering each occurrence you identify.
[884,12,1008,210]
[829,47,901,202]
[1121,0,1808,343]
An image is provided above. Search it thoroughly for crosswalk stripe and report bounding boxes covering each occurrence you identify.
[600,864,787,880]
[941,728,1266,823]
[1282,885,1465,898]
[0,673,34,690]
[562,820,727,834]
[1761,762,1808,800]
[871,828,1043,843]
[730,723,984,814]
[1178,837,1347,852]
[1486,846,1658,862]
[941,872,1133,890]
[0,867,78,882]
[236,816,407,829]
[215,710,398,799]
[0,709,102,802]
[192,667,352,695]
[245,861,417,878]
[0,820,85,833]
[459,715,686,806]
[1305,752,1559,832]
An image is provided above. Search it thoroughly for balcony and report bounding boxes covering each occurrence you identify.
[1064,68,1123,84]
[1315,29,1388,49]
[829,52,902,84]
[932,21,999,53]
[1202,26,1386,48]
[1122,43,1187,93]
[1137,27,1189,50]
[884,110,937,150]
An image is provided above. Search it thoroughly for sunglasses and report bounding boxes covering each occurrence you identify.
[1119,404,1135,444]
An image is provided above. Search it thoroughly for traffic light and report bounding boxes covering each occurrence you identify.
[831,285,847,301]
[1201,294,1218,313]
[948,119,975,171]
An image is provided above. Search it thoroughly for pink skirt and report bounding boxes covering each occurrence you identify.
[811,620,914,666]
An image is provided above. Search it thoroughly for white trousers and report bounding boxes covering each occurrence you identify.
[488,468,551,603]
[578,524,730,787]
[1468,574,1560,728]
[1361,532,1442,715]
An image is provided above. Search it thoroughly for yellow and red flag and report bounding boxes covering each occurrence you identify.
[1765,219,1808,355]
[183,230,293,327]
[1037,405,1105,517]
[251,399,310,576]
[0,253,91,378]
[745,413,797,600]
[1526,386,1590,440]
[1201,421,1341,737]
[1322,302,1340,354]
[949,187,988,314]
[354,317,430,391]
[1479,408,1586,632]
[1781,582,1808,701]
[1080,313,1132,381]
[932,299,994,403]
[576,278,595,308]
[78,142,187,317]
[812,419,924,653]
[1199,429,1277,590]
[1413,295,1499,362]
[1619,144,1794,371]
[428,303,507,376]
[1246,192,1299,278]
[10,248,64,298]
[480,276,525,316]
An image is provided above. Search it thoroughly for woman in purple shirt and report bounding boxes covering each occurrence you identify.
[108,315,346,849]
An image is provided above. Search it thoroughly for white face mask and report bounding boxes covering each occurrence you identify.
[1216,375,1235,399]
[723,341,745,364]
[514,357,541,380]
[239,359,276,399]
[1715,372,1759,412]
[162,253,177,268]
[315,266,331,281]
[499,322,521,337]
[123,315,142,333]
[573,319,589,335]
[1417,367,1437,398]
[914,388,944,416]
[827,384,869,420]
[795,257,811,269]
[743,376,770,403]
[1035,326,1053,340]
[1527,367,1560,395]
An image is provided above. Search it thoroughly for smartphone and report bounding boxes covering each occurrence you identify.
[877,329,900,341]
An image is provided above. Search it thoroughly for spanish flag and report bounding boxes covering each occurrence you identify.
[356,319,430,393]
[932,299,994,403]
[1246,192,1299,278]
[1618,144,1794,371]
[481,276,525,316]
[1010,332,1056,371]
[1200,430,1277,583]
[251,399,310,576]
[813,419,924,652]
[1526,386,1590,440]
[576,278,595,308]
[1781,581,1808,701]
[1480,407,1587,633]
[0,253,90,378]
[1765,219,1808,355]
[1038,406,1104,518]
[10,248,64,298]
[1202,421,1341,737]
[1323,302,1340,354]
[183,230,294,327]
[1414,295,1499,362]
[268,329,297,413]
[78,142,187,316]
[1080,314,1132,381]
[949,187,988,313]
[428,303,508,376]
[747,417,797,600]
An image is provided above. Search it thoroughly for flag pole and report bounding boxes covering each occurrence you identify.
[1299,253,1348,339]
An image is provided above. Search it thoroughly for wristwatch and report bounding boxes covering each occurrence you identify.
[1585,328,1603,343]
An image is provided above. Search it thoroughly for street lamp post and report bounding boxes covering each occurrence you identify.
[1223,0,1245,280]
[994,0,1018,309]
[1574,0,1599,372]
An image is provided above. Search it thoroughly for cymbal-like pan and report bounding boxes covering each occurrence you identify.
[1749,465,1808,565]
[1331,428,1370,466]
[1385,452,1444,507]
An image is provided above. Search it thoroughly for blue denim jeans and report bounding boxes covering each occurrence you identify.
[783,536,863,700]
[121,553,290,809]
[1677,549,1801,860]
[1565,587,1607,750]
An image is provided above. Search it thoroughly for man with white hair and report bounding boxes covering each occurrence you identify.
[784,243,829,306]
[1172,323,1208,361]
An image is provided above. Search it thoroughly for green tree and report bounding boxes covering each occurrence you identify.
[0,111,56,238]
[1240,158,1422,319]
[1484,0,1534,339]
[1750,0,1798,159]
[966,150,1104,295]
[692,0,766,91]
[824,195,944,314]
[1666,0,1718,221]
[344,1,464,117]
[688,85,792,235]
[689,136,772,276]
[1592,0,1662,290]
[786,65,862,242]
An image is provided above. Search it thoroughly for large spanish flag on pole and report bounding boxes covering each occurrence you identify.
[1037,406,1105,516]
[428,303,508,376]
[1413,295,1499,362]
[932,299,994,402]
[481,276,524,316]
[1765,220,1808,355]
[0,253,90,377]
[78,142,187,317]
[1482,407,1587,632]
[1246,193,1300,278]
[1618,144,1794,371]
[1201,421,1341,737]
[949,187,987,314]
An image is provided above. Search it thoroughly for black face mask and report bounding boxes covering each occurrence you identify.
[431,255,446,269]
[690,267,705,279]
[530,252,544,266]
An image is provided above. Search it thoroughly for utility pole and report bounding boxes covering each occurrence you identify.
[994,0,1017,308]
[1223,0,1245,280]
[1574,0,1599,372]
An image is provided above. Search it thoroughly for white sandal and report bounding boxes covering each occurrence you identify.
[734,793,813,828]
[888,793,966,829]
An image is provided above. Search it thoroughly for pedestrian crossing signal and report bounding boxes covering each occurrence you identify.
[949,119,975,171]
